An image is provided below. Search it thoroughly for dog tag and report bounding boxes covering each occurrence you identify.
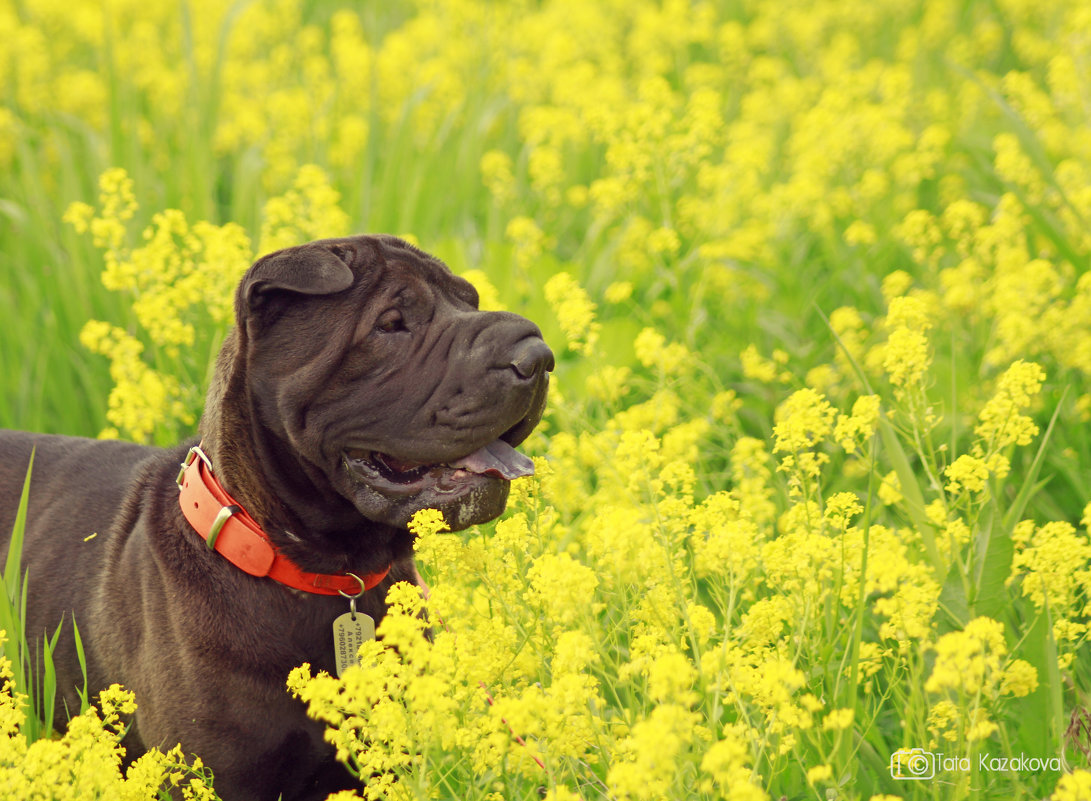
[332,611,375,677]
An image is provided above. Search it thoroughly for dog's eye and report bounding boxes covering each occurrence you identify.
[375,310,407,334]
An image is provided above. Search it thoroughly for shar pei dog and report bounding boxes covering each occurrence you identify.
[0,235,553,800]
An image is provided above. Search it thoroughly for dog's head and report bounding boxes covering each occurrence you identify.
[202,235,552,557]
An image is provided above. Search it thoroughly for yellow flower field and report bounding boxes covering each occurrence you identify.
[2,0,1091,799]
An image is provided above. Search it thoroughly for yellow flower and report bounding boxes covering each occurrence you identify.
[895,208,942,266]
[874,572,941,642]
[545,271,600,355]
[586,365,633,404]
[480,149,516,203]
[740,344,787,384]
[878,470,902,506]
[881,270,914,302]
[881,295,934,389]
[259,164,350,254]
[607,704,700,801]
[967,710,999,741]
[0,628,218,797]
[824,491,862,530]
[542,789,583,801]
[528,144,565,206]
[62,201,95,234]
[78,321,193,443]
[691,492,763,584]
[712,389,743,423]
[647,226,681,256]
[1052,770,1091,801]
[944,454,990,495]
[999,659,1039,697]
[699,726,767,801]
[843,220,876,245]
[1009,521,1091,623]
[408,507,449,539]
[460,269,506,311]
[772,388,836,453]
[93,166,138,250]
[605,280,634,303]
[834,394,881,453]
[829,306,868,366]
[507,215,552,271]
[806,764,833,784]
[822,708,855,731]
[883,327,931,389]
[634,326,691,375]
[526,552,599,627]
[927,698,961,743]
[924,616,1008,698]
[98,684,137,726]
[975,360,1045,448]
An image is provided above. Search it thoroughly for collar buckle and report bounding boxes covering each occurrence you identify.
[176,445,213,489]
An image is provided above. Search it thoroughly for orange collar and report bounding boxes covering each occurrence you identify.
[176,446,390,596]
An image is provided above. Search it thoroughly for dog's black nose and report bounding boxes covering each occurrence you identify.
[510,339,555,379]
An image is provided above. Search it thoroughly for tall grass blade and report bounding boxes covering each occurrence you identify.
[1000,388,1066,534]
[876,416,944,577]
[3,452,32,588]
[969,504,1014,626]
[0,453,77,741]
[39,619,64,736]
[936,563,970,633]
[0,453,45,739]
[73,617,90,715]
[1015,604,1064,757]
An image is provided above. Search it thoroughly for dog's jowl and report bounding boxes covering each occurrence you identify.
[0,235,553,801]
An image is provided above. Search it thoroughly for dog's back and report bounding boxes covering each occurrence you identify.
[0,431,155,537]
[0,430,158,722]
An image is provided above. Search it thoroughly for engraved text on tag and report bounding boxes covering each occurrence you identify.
[332,612,375,677]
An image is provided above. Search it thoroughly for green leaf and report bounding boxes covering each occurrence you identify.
[3,451,33,599]
[39,620,64,737]
[1013,606,1064,755]
[877,416,944,578]
[1001,389,1066,534]
[970,528,1014,625]
[935,563,970,635]
[72,618,90,715]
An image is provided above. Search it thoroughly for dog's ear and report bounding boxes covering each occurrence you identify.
[240,242,355,311]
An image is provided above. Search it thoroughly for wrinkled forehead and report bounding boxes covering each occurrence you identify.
[377,251,480,308]
[330,235,480,308]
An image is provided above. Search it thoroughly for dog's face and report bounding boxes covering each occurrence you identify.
[236,235,553,531]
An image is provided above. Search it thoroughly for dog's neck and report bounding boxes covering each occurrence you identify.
[198,330,410,576]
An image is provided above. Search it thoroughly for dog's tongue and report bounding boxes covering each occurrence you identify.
[451,440,535,479]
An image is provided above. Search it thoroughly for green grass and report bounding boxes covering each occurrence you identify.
[0,455,89,741]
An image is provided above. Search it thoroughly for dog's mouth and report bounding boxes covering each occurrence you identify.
[342,437,534,497]
[340,369,549,526]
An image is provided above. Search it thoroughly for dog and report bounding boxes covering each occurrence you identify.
[0,235,553,800]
